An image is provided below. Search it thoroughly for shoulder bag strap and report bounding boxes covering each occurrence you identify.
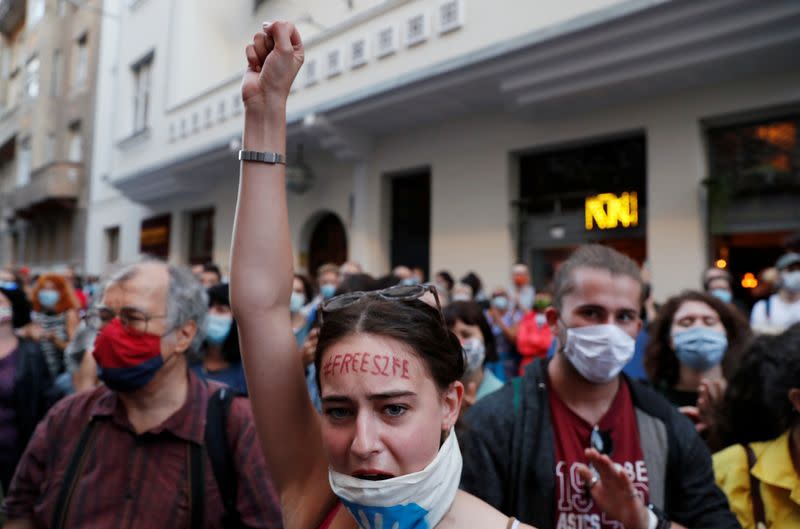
[205,387,244,528]
[743,444,767,528]
[189,441,206,529]
[51,418,100,529]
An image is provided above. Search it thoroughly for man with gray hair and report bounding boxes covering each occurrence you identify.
[2,261,282,528]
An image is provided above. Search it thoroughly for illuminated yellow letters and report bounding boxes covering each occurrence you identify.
[585,192,639,230]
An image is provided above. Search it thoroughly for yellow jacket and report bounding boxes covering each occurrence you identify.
[713,431,800,529]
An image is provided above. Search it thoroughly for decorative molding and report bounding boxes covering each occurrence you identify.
[326,48,342,78]
[437,0,464,35]
[375,24,398,59]
[405,12,429,48]
[350,37,368,69]
[116,127,151,150]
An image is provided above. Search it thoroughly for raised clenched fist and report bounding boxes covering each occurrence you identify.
[242,21,304,113]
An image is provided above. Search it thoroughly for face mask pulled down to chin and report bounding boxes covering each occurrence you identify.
[562,324,636,384]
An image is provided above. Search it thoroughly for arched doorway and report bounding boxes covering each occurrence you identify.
[308,212,348,277]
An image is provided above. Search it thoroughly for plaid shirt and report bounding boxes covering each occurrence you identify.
[2,370,282,529]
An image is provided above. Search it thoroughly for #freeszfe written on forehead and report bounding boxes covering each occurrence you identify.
[322,351,411,380]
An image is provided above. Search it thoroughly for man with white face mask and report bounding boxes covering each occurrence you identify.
[750,252,800,334]
[461,245,740,529]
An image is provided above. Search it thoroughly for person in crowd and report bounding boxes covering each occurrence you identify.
[516,291,554,374]
[0,285,52,493]
[26,274,80,383]
[192,283,248,395]
[230,22,534,529]
[460,244,740,529]
[486,287,523,381]
[511,263,535,312]
[444,301,503,410]
[339,261,363,279]
[412,267,426,284]
[451,282,474,302]
[702,267,749,316]
[316,263,341,304]
[435,270,456,297]
[750,253,800,334]
[292,273,315,346]
[461,272,489,309]
[644,291,752,433]
[62,268,88,312]
[199,262,223,289]
[191,263,204,282]
[1,261,283,528]
[391,265,414,282]
[712,324,800,528]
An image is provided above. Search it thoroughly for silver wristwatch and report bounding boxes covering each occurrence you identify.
[238,150,286,165]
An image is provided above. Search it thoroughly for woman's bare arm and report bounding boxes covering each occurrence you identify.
[229,22,335,528]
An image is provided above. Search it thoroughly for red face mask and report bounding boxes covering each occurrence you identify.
[93,318,165,392]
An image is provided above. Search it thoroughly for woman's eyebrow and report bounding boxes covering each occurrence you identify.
[367,391,417,401]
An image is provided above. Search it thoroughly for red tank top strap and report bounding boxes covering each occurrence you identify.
[319,501,342,529]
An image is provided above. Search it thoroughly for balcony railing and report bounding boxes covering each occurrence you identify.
[11,162,83,217]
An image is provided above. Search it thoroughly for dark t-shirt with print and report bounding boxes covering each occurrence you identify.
[548,378,650,529]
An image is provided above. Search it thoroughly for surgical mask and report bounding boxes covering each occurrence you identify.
[461,338,485,373]
[452,293,471,302]
[535,313,547,327]
[290,291,306,313]
[329,428,462,529]
[93,318,166,393]
[400,277,419,286]
[38,289,60,308]
[491,296,509,311]
[672,327,728,372]
[0,306,12,324]
[709,289,732,304]
[563,324,636,384]
[205,314,233,345]
[782,271,800,293]
[320,284,337,300]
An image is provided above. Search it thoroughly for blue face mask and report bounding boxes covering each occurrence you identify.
[672,327,728,372]
[491,296,509,311]
[320,284,337,300]
[400,277,419,286]
[38,289,61,308]
[290,291,306,313]
[709,289,732,304]
[205,314,233,345]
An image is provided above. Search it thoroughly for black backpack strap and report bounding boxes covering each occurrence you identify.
[52,418,101,529]
[205,387,244,528]
[189,441,206,529]
[743,444,767,528]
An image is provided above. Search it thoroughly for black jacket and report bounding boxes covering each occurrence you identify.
[460,358,741,529]
[12,339,53,459]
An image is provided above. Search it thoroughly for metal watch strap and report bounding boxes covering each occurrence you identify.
[238,149,286,165]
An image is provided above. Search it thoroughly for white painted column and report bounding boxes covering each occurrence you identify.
[646,110,707,300]
[348,159,387,274]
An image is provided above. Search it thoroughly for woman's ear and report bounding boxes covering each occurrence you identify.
[441,381,464,430]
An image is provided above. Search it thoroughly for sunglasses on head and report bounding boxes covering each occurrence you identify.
[320,283,444,325]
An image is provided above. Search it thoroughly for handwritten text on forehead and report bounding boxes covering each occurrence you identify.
[322,352,411,380]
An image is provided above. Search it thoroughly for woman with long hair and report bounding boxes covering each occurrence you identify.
[230,22,534,529]
[28,274,80,382]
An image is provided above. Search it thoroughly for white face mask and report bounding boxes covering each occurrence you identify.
[461,338,485,374]
[535,313,547,327]
[329,429,462,529]
[782,270,800,293]
[563,324,636,384]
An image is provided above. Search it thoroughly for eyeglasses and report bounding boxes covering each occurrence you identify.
[321,283,444,325]
[86,306,168,336]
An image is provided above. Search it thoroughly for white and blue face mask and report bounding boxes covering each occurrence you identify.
[672,327,728,372]
[290,291,306,313]
[320,284,337,300]
[329,429,462,529]
[205,314,233,345]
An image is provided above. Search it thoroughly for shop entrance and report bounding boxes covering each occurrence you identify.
[516,134,647,289]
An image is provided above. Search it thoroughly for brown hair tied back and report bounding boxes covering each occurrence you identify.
[314,297,465,391]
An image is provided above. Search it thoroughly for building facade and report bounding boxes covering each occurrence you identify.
[0,0,101,272]
[86,0,800,300]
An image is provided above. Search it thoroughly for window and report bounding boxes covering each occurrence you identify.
[131,54,152,133]
[188,208,214,265]
[45,133,56,163]
[405,14,428,47]
[68,121,82,162]
[29,0,46,27]
[51,49,63,96]
[326,49,341,78]
[105,226,120,264]
[17,137,31,187]
[24,56,39,99]
[376,26,397,58]
[140,214,171,259]
[73,33,88,88]
[351,38,367,69]
[305,59,317,87]
[438,0,464,35]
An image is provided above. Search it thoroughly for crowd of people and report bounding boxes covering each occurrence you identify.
[0,20,798,529]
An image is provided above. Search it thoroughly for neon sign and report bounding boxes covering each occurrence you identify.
[585,192,639,230]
